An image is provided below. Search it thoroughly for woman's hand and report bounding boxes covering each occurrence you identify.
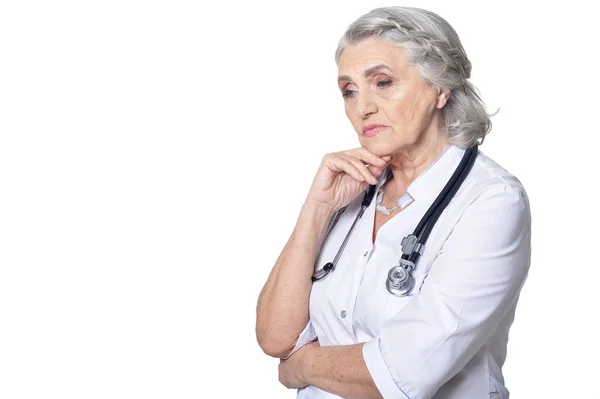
[278,340,320,389]
[306,147,391,211]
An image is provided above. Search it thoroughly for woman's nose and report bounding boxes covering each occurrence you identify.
[356,91,378,118]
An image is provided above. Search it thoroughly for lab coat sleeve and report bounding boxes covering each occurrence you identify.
[282,320,317,360]
[362,182,531,399]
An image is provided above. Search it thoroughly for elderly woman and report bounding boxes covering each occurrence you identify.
[256,6,531,399]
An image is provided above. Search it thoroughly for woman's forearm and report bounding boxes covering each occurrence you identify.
[301,343,382,399]
[256,199,335,357]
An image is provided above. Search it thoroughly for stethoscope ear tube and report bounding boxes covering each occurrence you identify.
[311,185,377,282]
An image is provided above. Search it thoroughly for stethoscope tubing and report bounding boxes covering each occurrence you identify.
[405,144,478,264]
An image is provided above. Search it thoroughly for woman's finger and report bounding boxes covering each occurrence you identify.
[350,147,388,166]
[366,162,388,178]
[345,155,378,184]
[326,154,365,182]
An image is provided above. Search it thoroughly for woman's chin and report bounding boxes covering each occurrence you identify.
[360,140,392,157]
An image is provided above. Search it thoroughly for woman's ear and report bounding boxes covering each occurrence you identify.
[435,88,451,109]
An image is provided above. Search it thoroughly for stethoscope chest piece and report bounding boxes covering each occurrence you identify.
[386,259,415,296]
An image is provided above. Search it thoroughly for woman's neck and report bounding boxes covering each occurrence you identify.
[385,134,450,195]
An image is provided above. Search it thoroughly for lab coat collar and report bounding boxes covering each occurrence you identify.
[376,144,466,202]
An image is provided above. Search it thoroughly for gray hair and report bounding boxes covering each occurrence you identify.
[335,6,495,147]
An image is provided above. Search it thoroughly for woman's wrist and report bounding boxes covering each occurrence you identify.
[301,198,336,220]
[294,199,337,251]
[298,341,319,386]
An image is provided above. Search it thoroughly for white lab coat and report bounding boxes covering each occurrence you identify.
[288,144,531,399]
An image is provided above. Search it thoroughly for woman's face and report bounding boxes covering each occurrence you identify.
[337,36,449,157]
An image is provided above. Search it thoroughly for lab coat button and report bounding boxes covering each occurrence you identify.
[340,310,347,318]
[363,251,369,257]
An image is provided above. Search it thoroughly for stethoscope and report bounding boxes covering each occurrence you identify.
[311,144,479,297]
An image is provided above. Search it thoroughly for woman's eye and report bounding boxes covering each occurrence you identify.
[377,79,393,88]
[341,80,390,98]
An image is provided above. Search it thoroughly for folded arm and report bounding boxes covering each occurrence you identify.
[280,342,382,399]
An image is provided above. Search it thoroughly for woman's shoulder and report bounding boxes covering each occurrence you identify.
[469,148,529,196]
[461,148,531,217]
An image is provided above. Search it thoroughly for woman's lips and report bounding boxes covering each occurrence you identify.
[363,126,387,137]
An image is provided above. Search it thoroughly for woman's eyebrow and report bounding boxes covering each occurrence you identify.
[338,64,392,83]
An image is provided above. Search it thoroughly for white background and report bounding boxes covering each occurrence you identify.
[0,1,598,398]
